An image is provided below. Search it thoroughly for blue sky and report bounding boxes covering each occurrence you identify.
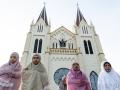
[0,0,120,73]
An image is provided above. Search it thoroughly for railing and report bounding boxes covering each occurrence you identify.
[46,48,80,55]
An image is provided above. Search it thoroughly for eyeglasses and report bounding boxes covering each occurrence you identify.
[33,57,39,59]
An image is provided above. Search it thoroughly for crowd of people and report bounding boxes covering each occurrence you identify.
[0,52,120,90]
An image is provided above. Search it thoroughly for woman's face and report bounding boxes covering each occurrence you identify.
[72,63,80,71]
[32,55,40,65]
[104,62,111,73]
[10,55,17,64]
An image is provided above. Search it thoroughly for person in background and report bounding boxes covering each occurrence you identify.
[98,61,120,90]
[58,75,67,90]
[0,52,22,90]
[21,54,50,90]
[66,62,91,90]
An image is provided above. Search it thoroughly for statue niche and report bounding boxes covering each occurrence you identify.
[59,39,67,47]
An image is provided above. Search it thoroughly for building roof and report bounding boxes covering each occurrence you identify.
[37,6,48,25]
[76,6,86,26]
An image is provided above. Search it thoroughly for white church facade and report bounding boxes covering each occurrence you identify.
[21,6,105,90]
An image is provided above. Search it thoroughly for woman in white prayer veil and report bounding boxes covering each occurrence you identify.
[98,60,120,90]
[21,54,50,90]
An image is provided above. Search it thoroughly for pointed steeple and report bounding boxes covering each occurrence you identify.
[37,6,48,25]
[76,5,86,26]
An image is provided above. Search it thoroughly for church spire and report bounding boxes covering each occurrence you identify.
[76,5,86,26]
[37,5,48,25]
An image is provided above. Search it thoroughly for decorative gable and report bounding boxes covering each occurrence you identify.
[49,26,77,53]
[51,26,75,42]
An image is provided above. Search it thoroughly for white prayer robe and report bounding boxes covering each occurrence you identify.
[98,61,120,90]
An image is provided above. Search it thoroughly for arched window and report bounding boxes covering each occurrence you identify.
[84,26,85,30]
[86,29,88,34]
[88,40,94,54]
[68,43,70,49]
[82,27,85,34]
[42,25,43,30]
[56,43,57,48]
[54,68,69,85]
[90,71,98,90]
[84,40,89,54]
[53,43,54,48]
[82,27,84,30]
[72,43,73,49]
[38,39,42,53]
[37,26,40,32]
[38,26,39,30]
[40,24,41,30]
[37,24,43,32]
[33,39,38,53]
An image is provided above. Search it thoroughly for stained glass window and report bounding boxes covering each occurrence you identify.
[54,68,69,85]
[90,71,98,90]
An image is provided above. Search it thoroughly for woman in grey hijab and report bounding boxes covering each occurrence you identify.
[21,54,49,90]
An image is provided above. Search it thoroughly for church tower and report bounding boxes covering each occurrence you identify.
[21,5,105,90]
[21,6,50,71]
[74,6,105,90]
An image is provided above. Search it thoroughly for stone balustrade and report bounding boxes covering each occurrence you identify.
[46,48,80,54]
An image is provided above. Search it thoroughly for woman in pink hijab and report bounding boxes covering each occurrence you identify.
[0,52,22,90]
[66,62,91,90]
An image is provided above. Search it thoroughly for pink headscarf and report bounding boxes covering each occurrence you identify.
[66,68,91,90]
[8,52,21,71]
[70,69,82,79]
[0,52,21,90]
[0,52,21,73]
